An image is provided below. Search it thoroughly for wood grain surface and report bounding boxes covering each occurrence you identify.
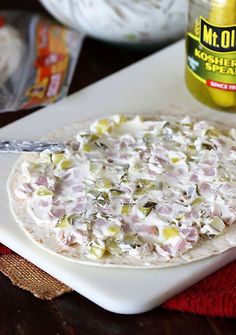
[0,1,236,334]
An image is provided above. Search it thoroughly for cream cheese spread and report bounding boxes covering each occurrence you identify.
[15,115,236,261]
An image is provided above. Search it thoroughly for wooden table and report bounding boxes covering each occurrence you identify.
[1,1,236,334]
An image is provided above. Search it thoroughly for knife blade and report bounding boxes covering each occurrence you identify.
[0,140,131,169]
[0,140,67,153]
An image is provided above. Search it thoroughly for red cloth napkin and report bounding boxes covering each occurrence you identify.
[1,243,235,317]
[0,244,13,255]
[164,260,236,318]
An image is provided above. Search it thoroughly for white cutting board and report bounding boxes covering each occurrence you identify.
[0,40,236,314]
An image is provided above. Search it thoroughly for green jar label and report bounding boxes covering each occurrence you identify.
[187,17,236,91]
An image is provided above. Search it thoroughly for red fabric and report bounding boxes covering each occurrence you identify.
[0,243,235,317]
[0,244,12,255]
[164,260,236,318]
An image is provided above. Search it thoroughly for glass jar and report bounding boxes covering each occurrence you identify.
[186,0,236,112]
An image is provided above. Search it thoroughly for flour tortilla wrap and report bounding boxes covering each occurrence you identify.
[7,115,236,268]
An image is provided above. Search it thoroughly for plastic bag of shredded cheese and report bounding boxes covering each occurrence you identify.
[0,11,84,112]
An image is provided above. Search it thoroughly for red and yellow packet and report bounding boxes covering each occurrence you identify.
[0,11,84,112]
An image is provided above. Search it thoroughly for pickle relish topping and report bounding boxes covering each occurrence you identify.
[15,115,236,261]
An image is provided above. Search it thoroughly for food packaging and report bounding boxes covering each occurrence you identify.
[0,11,84,112]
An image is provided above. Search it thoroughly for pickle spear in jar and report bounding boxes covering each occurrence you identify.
[207,0,236,108]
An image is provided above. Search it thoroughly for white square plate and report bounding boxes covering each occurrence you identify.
[0,40,235,314]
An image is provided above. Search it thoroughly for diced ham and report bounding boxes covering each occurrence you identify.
[74,229,89,244]
[35,176,48,186]
[52,199,62,206]
[15,183,34,199]
[50,208,65,218]
[94,218,107,227]
[140,150,150,161]
[72,198,87,212]
[62,173,71,180]
[204,167,216,177]
[177,168,188,177]
[137,225,158,235]
[161,244,173,254]
[175,239,188,253]
[180,227,199,243]
[222,209,236,225]
[148,169,157,176]
[218,139,226,146]
[199,183,211,194]
[122,223,131,233]
[211,206,221,217]
[155,244,171,259]
[40,200,50,207]
[120,153,129,160]
[157,206,172,216]
[65,234,76,246]
[189,174,199,182]
[100,206,114,215]
[130,214,140,224]
[72,185,83,192]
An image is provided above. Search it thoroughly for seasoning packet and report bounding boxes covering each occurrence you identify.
[0,11,84,112]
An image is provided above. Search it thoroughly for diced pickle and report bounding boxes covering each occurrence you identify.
[95,119,112,135]
[83,143,93,152]
[56,215,70,228]
[110,189,124,196]
[170,157,180,164]
[187,144,196,150]
[143,201,157,208]
[96,177,112,189]
[35,186,53,197]
[138,179,158,189]
[191,197,203,206]
[124,234,141,247]
[205,128,221,138]
[113,114,127,125]
[90,134,100,142]
[89,162,100,173]
[107,225,120,235]
[88,241,105,259]
[207,0,236,108]
[56,214,79,228]
[201,143,215,150]
[139,207,152,217]
[51,153,65,165]
[134,181,158,197]
[209,217,225,234]
[104,179,112,188]
[162,227,179,240]
[60,159,74,170]
[105,238,121,255]
[121,204,132,215]
[133,187,146,196]
[95,142,108,150]
[143,133,153,143]
[67,214,80,225]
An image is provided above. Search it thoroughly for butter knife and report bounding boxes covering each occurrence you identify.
[0,140,67,153]
[0,140,130,168]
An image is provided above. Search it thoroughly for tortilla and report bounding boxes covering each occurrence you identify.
[7,115,236,268]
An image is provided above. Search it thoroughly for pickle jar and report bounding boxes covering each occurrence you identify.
[186,0,236,112]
